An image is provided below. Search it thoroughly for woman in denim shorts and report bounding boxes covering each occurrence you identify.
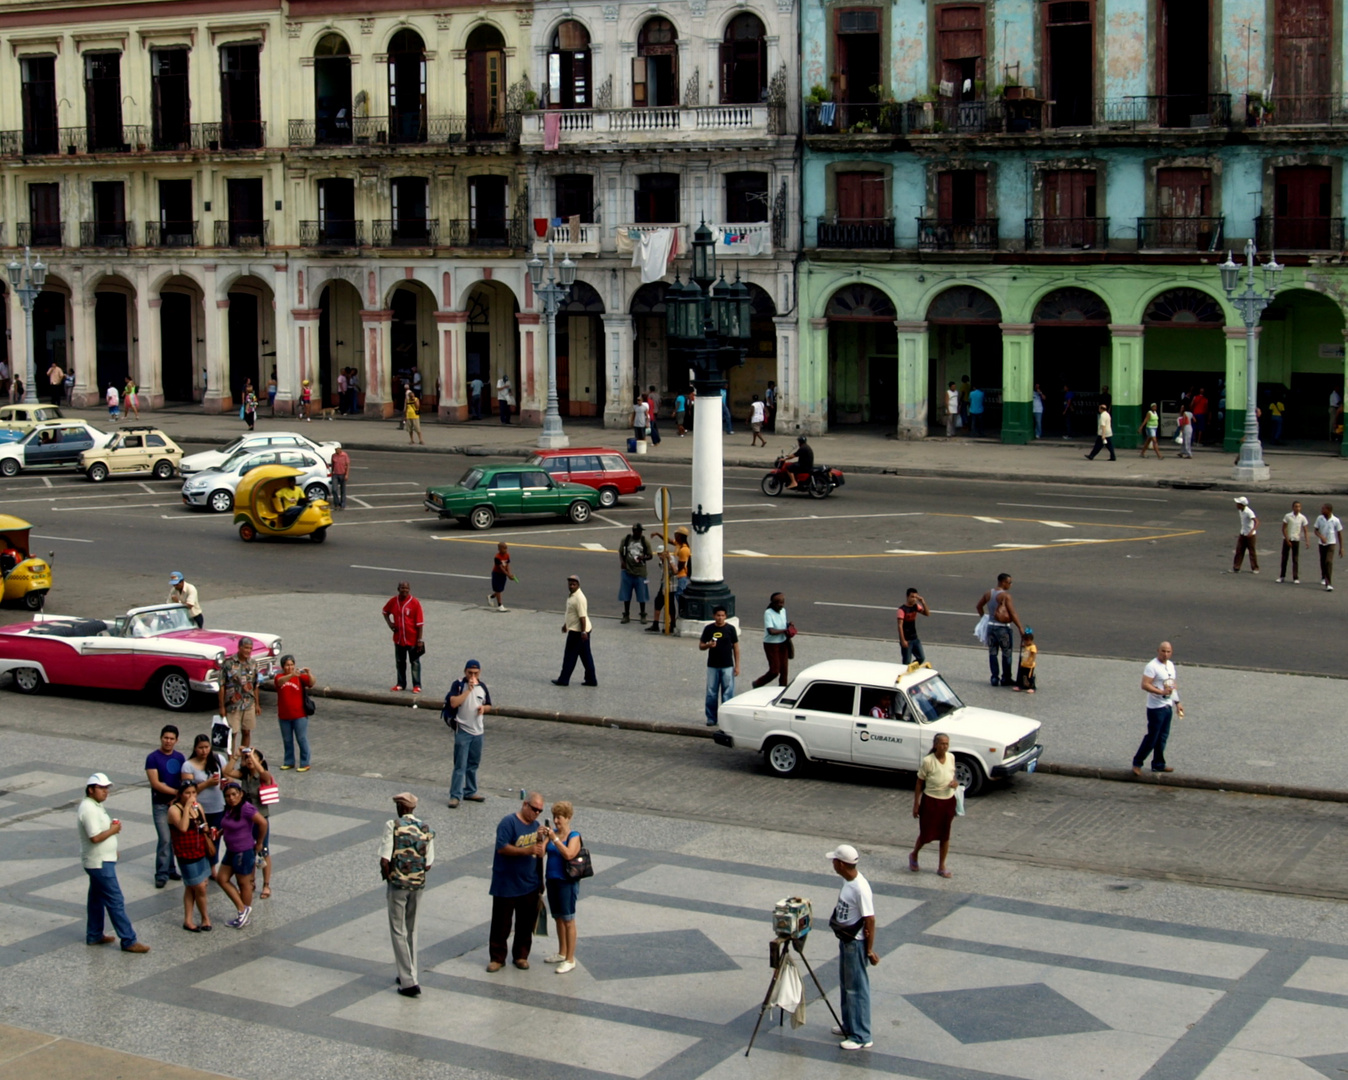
[542,801,583,974]
[169,779,216,932]
[214,782,268,929]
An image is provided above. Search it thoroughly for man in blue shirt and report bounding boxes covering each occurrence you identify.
[145,725,186,888]
[487,793,546,972]
[968,384,985,437]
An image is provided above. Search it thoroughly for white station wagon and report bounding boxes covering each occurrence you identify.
[713,659,1043,795]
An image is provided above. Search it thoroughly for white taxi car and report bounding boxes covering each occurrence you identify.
[713,659,1042,795]
[179,431,341,477]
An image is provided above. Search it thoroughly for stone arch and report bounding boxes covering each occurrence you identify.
[313,32,353,146]
[463,279,520,414]
[1032,287,1113,325]
[720,12,767,105]
[30,274,72,400]
[825,282,896,426]
[825,282,897,321]
[387,278,440,406]
[223,274,276,402]
[318,277,364,410]
[387,27,428,143]
[158,273,205,403]
[926,285,1004,436]
[1257,287,1347,440]
[556,279,606,417]
[90,273,137,394]
[1138,284,1227,326]
[1032,287,1113,435]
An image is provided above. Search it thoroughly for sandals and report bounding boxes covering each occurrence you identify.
[908,854,920,872]
[937,869,953,879]
[260,886,272,899]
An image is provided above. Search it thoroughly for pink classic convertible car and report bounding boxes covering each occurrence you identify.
[0,604,282,711]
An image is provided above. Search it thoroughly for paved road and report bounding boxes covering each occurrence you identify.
[6,449,1342,675]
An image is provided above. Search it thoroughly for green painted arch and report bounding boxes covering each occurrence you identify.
[910,279,1005,323]
[1020,281,1114,326]
[1134,283,1232,328]
[808,272,905,321]
[1263,285,1347,321]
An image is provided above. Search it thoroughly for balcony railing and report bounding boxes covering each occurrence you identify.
[525,105,770,145]
[1136,217,1224,251]
[290,114,518,147]
[445,218,524,248]
[816,217,895,250]
[713,222,773,256]
[299,220,365,247]
[1247,94,1348,127]
[17,221,63,247]
[615,223,685,256]
[1025,217,1109,249]
[151,122,205,152]
[201,120,267,150]
[916,218,999,251]
[144,221,200,247]
[1255,215,1346,251]
[371,218,441,246]
[805,102,897,135]
[79,221,135,248]
[214,219,271,249]
[533,221,601,255]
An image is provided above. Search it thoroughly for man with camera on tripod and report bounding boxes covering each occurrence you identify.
[828,844,878,1051]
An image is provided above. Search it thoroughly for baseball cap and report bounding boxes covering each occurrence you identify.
[1234,496,1249,506]
[393,792,419,809]
[86,772,112,788]
[168,571,184,585]
[826,844,859,865]
[464,659,481,670]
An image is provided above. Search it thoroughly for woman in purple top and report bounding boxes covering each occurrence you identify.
[214,782,268,928]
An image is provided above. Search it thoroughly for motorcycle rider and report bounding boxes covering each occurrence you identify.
[783,436,814,490]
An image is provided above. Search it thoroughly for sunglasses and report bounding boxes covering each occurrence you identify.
[526,804,544,813]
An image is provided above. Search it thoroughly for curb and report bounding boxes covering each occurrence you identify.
[302,685,1344,800]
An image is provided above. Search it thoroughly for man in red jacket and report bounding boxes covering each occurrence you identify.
[382,582,425,693]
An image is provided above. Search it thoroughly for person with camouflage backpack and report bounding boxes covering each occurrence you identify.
[380,792,436,997]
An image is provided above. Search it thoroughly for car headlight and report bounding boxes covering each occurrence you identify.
[184,480,207,492]
[272,639,282,656]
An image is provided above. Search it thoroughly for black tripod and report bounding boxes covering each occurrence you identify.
[745,934,842,1057]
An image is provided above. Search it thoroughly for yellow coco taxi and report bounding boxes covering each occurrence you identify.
[79,426,184,481]
[233,465,333,543]
[0,516,53,611]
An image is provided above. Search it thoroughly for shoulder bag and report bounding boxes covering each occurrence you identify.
[563,834,594,880]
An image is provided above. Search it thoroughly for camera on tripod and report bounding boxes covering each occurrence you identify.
[772,897,812,940]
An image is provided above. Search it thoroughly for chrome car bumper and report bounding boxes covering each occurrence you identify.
[991,743,1043,777]
[181,491,211,507]
[191,677,220,693]
[424,499,450,517]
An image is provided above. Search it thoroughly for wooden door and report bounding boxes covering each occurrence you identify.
[1274,166,1331,248]
[467,49,505,136]
[1043,170,1097,246]
[1275,0,1330,122]
[938,6,984,99]
[938,171,987,221]
[836,172,884,221]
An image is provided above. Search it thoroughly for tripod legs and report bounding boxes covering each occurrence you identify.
[745,951,789,1057]
[745,939,843,1057]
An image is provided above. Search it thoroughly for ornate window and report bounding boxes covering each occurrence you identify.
[926,286,1001,324]
[826,283,895,321]
[1143,288,1224,325]
[1033,287,1111,324]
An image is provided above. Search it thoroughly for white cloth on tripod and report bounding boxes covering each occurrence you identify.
[768,951,807,1028]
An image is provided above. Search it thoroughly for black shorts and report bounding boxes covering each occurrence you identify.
[491,571,508,592]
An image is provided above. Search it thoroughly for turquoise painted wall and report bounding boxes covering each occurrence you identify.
[1101,0,1148,100]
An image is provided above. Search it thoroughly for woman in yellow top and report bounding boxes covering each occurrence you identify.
[910,733,958,878]
[405,391,425,445]
[1138,403,1163,460]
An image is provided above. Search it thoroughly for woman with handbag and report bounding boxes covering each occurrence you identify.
[541,801,586,975]
[169,779,217,931]
[752,592,792,688]
[225,748,276,899]
[910,733,959,878]
[274,655,315,772]
[214,781,269,927]
[183,735,226,865]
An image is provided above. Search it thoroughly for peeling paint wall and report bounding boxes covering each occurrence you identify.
[1223,0,1267,99]
[992,0,1038,90]
[1102,1,1148,99]
[891,0,927,100]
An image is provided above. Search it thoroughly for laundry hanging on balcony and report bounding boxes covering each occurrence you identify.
[632,227,677,284]
[544,111,562,150]
[817,101,836,126]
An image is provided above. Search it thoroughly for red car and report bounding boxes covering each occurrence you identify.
[526,448,645,508]
[0,604,282,711]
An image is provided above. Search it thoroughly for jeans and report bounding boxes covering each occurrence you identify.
[85,863,137,947]
[705,666,735,725]
[451,729,483,800]
[332,475,347,508]
[722,398,733,433]
[151,801,176,883]
[499,398,511,423]
[1321,544,1336,586]
[969,412,983,436]
[558,630,597,685]
[839,936,872,1044]
[1033,412,1043,438]
[279,716,311,768]
[901,637,926,665]
[394,644,422,689]
[1281,540,1301,580]
[649,416,661,445]
[986,624,1013,684]
[1134,706,1173,771]
[470,393,482,419]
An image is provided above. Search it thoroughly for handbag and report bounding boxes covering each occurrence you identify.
[785,622,798,638]
[303,687,316,716]
[564,835,595,880]
[786,638,795,661]
[258,782,280,806]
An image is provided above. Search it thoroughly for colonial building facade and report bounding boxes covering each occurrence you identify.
[798,0,1348,451]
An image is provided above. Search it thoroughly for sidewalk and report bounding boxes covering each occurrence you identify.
[51,402,1348,494]
[203,593,1346,795]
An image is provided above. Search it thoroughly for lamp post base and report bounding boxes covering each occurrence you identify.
[536,427,571,449]
[1231,463,1270,482]
[678,579,736,622]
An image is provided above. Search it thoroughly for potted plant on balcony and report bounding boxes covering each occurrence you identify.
[806,85,835,132]
[908,87,939,133]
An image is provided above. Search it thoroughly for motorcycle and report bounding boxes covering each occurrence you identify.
[760,452,845,499]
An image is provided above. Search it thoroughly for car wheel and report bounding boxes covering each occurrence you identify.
[469,506,496,530]
[597,485,619,508]
[568,500,592,524]
[764,737,807,778]
[152,459,175,480]
[87,462,109,482]
[808,475,830,499]
[0,458,20,478]
[23,590,46,612]
[152,668,192,711]
[10,667,42,694]
[953,754,986,797]
[305,483,328,502]
[311,527,328,543]
[761,475,783,497]
[239,522,257,542]
[208,490,234,513]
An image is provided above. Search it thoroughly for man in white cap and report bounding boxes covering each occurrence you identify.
[78,774,149,953]
[381,792,435,997]
[827,843,878,1050]
[168,572,203,628]
[1233,497,1259,573]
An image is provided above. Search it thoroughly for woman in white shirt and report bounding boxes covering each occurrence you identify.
[910,733,959,877]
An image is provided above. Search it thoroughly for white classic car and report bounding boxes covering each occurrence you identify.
[712,660,1043,795]
[179,431,341,477]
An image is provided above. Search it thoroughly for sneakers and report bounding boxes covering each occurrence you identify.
[497,605,509,613]
[840,1039,873,1051]
[1294,579,1301,584]
[412,686,422,694]
[487,595,497,608]
[556,960,576,974]
[1329,584,1335,592]
[281,764,294,770]
[227,906,252,929]
[391,685,404,692]
[297,766,310,772]
[1276,577,1284,583]
[544,953,566,963]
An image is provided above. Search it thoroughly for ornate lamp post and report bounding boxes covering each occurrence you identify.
[6,246,48,405]
[529,242,577,449]
[666,221,752,621]
[1219,240,1282,482]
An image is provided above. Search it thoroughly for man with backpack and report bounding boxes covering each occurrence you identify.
[380,792,435,997]
[444,660,492,808]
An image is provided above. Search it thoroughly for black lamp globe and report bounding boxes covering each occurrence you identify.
[665,275,686,339]
[728,273,752,341]
[691,221,716,288]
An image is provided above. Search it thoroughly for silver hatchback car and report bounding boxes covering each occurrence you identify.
[180,447,331,513]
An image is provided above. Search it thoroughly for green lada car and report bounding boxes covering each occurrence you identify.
[424,464,599,530]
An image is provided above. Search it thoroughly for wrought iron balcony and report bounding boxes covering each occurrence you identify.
[299,220,365,247]
[371,219,441,246]
[150,123,205,152]
[288,113,518,147]
[213,219,271,249]
[80,221,135,248]
[1136,217,1224,251]
[1025,217,1108,249]
[805,102,900,136]
[815,217,895,250]
[1255,214,1346,251]
[144,221,200,247]
[17,221,63,247]
[444,218,524,248]
[1246,94,1348,127]
[916,218,999,251]
[200,121,267,150]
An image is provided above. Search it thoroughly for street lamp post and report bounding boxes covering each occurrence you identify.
[1219,241,1282,483]
[666,221,752,622]
[6,246,48,405]
[529,242,577,449]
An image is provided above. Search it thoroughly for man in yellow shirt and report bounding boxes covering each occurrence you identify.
[405,390,425,446]
[647,527,691,633]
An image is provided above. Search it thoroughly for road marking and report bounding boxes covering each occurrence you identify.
[974,516,1003,524]
[885,548,937,554]
[1038,520,1072,528]
[53,502,176,512]
[729,549,768,557]
[138,482,157,494]
[998,503,1132,513]
[350,497,375,509]
[814,601,977,617]
[994,543,1046,549]
[594,512,627,528]
[1053,538,1110,543]
[350,563,490,581]
[32,534,93,543]
[580,542,608,551]
[1033,492,1168,502]
[42,477,52,488]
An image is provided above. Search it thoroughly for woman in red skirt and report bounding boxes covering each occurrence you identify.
[910,733,959,878]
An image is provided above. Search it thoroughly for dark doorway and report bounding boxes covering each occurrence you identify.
[1159,0,1208,127]
[389,29,427,142]
[94,292,129,391]
[159,179,194,247]
[91,182,127,248]
[1042,169,1098,247]
[390,288,420,391]
[85,52,124,151]
[721,14,766,104]
[466,26,506,138]
[635,18,679,106]
[937,6,984,102]
[28,182,61,247]
[635,174,679,223]
[314,34,352,145]
[834,9,881,103]
[318,178,357,244]
[391,177,430,243]
[1275,0,1331,123]
[228,292,259,399]
[21,56,57,155]
[549,21,591,108]
[726,172,769,223]
[219,44,262,149]
[1274,165,1332,249]
[160,292,195,402]
[1045,1,1093,126]
[555,174,595,221]
[152,49,191,149]
[470,175,509,245]
[32,291,67,374]
[227,177,264,246]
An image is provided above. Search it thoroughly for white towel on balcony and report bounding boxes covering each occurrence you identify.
[747,228,767,255]
[633,228,676,284]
